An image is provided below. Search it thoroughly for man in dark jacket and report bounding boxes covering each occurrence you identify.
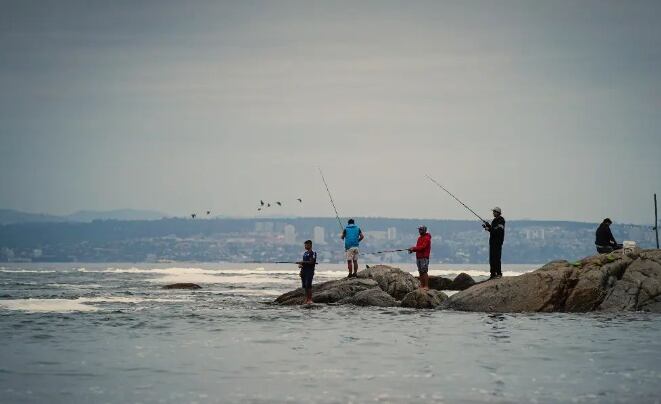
[408,225,432,290]
[595,218,622,253]
[483,207,505,279]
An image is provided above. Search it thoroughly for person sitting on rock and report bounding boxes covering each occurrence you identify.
[595,218,623,254]
[408,225,432,290]
[297,240,317,304]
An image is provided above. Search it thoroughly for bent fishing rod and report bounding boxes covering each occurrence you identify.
[318,167,344,233]
[425,174,489,226]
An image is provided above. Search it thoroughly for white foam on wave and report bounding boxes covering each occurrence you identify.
[47,283,104,289]
[0,296,189,313]
[75,266,346,284]
[0,270,57,273]
[0,298,98,312]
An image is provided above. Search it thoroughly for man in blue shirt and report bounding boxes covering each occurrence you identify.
[298,240,317,304]
[341,218,364,278]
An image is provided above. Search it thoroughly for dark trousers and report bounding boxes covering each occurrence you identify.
[489,243,502,277]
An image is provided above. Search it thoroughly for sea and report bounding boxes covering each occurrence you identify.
[1,262,660,404]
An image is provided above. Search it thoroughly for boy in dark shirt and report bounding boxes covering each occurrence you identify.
[297,240,317,304]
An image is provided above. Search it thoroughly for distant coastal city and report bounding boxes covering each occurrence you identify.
[0,211,657,264]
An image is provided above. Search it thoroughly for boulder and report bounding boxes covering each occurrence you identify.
[339,288,399,307]
[449,273,476,290]
[162,283,201,289]
[274,265,419,307]
[400,289,448,309]
[428,276,453,290]
[275,277,379,305]
[356,265,419,299]
[441,249,661,313]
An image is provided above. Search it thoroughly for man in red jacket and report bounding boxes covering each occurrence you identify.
[408,225,432,290]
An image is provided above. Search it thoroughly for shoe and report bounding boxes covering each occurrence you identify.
[496,274,503,279]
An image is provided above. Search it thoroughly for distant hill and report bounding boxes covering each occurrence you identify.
[0,208,169,225]
[65,209,168,222]
[0,209,66,225]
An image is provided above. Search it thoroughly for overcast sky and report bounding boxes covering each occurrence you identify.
[1,0,660,224]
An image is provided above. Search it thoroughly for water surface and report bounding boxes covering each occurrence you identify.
[1,263,660,403]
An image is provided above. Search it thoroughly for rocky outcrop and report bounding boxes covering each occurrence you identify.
[427,273,475,291]
[356,265,419,299]
[442,249,661,313]
[428,276,452,290]
[162,283,201,289]
[275,265,419,306]
[339,289,399,307]
[275,277,379,305]
[400,289,448,309]
[449,273,475,290]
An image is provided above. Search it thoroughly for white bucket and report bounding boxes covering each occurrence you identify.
[622,240,637,255]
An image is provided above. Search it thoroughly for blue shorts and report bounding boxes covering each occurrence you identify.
[300,269,314,289]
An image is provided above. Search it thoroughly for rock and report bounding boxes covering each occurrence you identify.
[400,289,448,309]
[356,265,419,299]
[275,277,379,305]
[599,253,661,312]
[339,288,399,307]
[162,283,201,289]
[442,249,661,313]
[428,276,453,290]
[449,273,476,290]
[274,265,419,306]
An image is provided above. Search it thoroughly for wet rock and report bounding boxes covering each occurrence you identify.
[339,288,399,307]
[400,289,448,309]
[449,273,476,290]
[162,283,201,289]
[275,265,419,306]
[428,276,452,290]
[275,277,379,305]
[356,265,419,299]
[441,249,661,313]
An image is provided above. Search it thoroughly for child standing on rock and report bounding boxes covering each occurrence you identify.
[408,225,432,290]
[298,240,317,304]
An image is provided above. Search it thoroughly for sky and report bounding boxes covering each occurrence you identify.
[1,0,660,224]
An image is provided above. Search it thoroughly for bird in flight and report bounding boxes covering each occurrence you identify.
[267,203,271,208]
[297,198,302,203]
[206,211,211,215]
[260,200,265,206]
[276,201,282,206]
[191,213,196,219]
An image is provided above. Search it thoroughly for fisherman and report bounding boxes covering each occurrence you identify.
[483,207,505,279]
[408,225,432,290]
[595,218,622,253]
[298,240,317,304]
[341,219,364,278]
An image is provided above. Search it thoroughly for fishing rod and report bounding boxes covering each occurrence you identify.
[363,248,409,255]
[425,174,489,226]
[235,261,314,265]
[318,167,344,233]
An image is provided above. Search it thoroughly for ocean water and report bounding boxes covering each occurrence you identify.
[1,262,660,404]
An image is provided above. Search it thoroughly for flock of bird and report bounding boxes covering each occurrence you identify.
[189,198,303,218]
[256,198,303,212]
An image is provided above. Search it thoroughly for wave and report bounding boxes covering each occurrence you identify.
[0,296,189,313]
[0,270,58,273]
